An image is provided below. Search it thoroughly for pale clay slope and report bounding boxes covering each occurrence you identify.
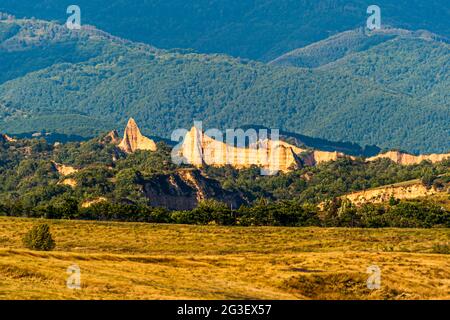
[343,182,440,206]
[51,161,78,176]
[0,134,16,143]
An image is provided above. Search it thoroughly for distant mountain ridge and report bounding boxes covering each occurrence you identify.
[270,28,450,68]
[1,1,449,60]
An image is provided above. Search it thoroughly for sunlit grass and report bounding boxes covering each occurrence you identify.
[0,217,448,300]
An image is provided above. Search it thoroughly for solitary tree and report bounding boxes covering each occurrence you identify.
[22,224,56,251]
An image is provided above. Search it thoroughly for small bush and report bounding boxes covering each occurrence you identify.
[22,224,56,251]
[432,244,450,254]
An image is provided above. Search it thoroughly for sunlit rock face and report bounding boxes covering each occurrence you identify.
[177,126,349,172]
[51,161,78,176]
[103,130,121,145]
[118,118,157,153]
[367,151,450,165]
[0,134,16,143]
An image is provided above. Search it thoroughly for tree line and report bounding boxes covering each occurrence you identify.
[1,197,448,228]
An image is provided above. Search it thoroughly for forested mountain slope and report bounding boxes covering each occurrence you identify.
[1,1,449,61]
[0,17,448,154]
[270,28,449,68]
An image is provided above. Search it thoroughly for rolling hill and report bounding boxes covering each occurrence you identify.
[270,28,449,68]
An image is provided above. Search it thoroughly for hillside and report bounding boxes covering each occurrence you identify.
[0,17,448,154]
[270,28,449,68]
[1,120,449,228]
[0,16,158,85]
[1,1,449,61]
[342,179,444,206]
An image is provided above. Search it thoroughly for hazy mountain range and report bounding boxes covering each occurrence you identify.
[0,1,448,154]
[1,0,449,61]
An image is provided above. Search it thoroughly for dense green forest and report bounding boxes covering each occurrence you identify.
[0,18,448,154]
[1,1,449,60]
[270,28,449,67]
[0,134,449,228]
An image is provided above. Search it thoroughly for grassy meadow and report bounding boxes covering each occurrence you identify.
[0,217,448,300]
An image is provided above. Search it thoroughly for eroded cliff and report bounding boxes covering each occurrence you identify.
[143,169,243,210]
[367,151,450,165]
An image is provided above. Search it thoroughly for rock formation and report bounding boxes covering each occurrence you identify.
[177,126,349,172]
[0,134,16,143]
[60,178,77,187]
[81,197,108,208]
[367,150,450,165]
[51,161,78,176]
[103,130,121,144]
[118,118,157,153]
[302,150,351,166]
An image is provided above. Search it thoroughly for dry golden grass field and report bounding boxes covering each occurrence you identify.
[0,217,448,300]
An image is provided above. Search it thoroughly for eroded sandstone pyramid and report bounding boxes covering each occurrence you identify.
[118,118,157,153]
